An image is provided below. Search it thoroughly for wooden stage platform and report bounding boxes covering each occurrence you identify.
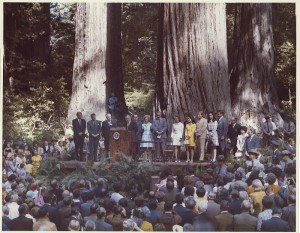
[62,160,212,170]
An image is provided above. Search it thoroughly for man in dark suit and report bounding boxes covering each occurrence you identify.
[72,112,86,161]
[42,192,58,228]
[124,114,138,132]
[262,115,274,147]
[157,201,182,231]
[261,208,291,231]
[227,117,241,154]
[42,140,51,157]
[101,113,117,158]
[232,200,257,231]
[94,207,113,231]
[216,110,228,158]
[80,191,95,218]
[152,111,167,161]
[244,128,260,156]
[57,195,72,230]
[133,114,143,158]
[8,204,33,231]
[281,194,295,232]
[87,113,101,162]
[193,201,216,231]
[214,200,233,231]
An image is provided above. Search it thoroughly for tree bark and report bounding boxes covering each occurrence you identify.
[230,3,282,130]
[68,3,108,122]
[106,3,127,112]
[156,3,231,130]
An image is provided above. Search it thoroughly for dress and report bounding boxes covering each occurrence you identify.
[207,120,219,146]
[140,123,153,148]
[171,122,184,146]
[185,123,196,147]
[31,154,42,175]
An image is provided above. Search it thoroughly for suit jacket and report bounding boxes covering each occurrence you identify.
[8,215,33,231]
[87,120,101,137]
[233,212,257,231]
[214,211,233,231]
[261,216,291,231]
[285,144,296,155]
[124,121,138,132]
[227,123,241,142]
[281,204,295,232]
[157,212,182,231]
[135,120,143,141]
[101,120,117,140]
[262,121,274,134]
[152,118,167,139]
[206,200,221,221]
[72,118,87,138]
[149,209,162,226]
[228,199,242,215]
[94,219,113,231]
[57,206,72,230]
[193,213,216,231]
[84,214,98,224]
[195,118,208,138]
[80,200,94,218]
[217,116,228,139]
[42,145,51,154]
[245,134,260,152]
[2,216,11,226]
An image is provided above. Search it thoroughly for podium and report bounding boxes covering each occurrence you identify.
[109,127,136,160]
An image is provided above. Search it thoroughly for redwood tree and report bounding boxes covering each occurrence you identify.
[68,3,126,122]
[230,3,282,129]
[156,3,231,129]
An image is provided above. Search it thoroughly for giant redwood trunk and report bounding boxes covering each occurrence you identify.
[157,3,231,130]
[230,3,282,130]
[68,3,126,122]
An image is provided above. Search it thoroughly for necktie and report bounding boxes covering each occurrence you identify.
[218,167,221,175]
[78,119,81,125]
[288,122,291,132]
[284,161,287,170]
[252,161,254,167]
[267,123,270,133]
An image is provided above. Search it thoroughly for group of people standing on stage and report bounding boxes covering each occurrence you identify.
[70,110,295,163]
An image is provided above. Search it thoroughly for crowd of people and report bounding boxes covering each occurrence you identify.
[2,156,296,231]
[2,108,296,231]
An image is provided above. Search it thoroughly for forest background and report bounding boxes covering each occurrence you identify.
[2,3,296,143]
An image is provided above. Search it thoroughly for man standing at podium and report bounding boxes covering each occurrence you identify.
[72,112,86,161]
[87,113,101,162]
[124,114,138,132]
[101,113,117,158]
[152,111,167,162]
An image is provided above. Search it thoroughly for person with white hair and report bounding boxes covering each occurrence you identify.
[68,219,81,231]
[249,179,266,217]
[123,218,142,231]
[2,205,11,227]
[192,201,215,231]
[84,220,96,231]
[232,200,257,231]
[7,194,19,219]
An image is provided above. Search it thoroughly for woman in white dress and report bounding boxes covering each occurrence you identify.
[140,115,153,161]
[236,126,248,158]
[207,112,219,162]
[171,115,184,162]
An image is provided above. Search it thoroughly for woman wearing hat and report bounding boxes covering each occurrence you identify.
[184,114,196,163]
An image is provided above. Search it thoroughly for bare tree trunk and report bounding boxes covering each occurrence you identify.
[156,3,231,130]
[68,3,107,122]
[230,3,282,130]
[106,3,127,112]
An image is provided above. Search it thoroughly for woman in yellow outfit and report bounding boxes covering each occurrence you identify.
[185,114,196,163]
[31,150,42,175]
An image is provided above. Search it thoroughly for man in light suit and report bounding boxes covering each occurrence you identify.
[101,113,117,158]
[87,113,101,162]
[232,200,257,231]
[195,111,208,161]
[72,112,87,161]
[152,111,167,162]
[216,110,228,158]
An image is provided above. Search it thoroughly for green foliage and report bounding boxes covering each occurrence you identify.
[96,154,159,193]
[121,3,158,109]
[272,3,296,107]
